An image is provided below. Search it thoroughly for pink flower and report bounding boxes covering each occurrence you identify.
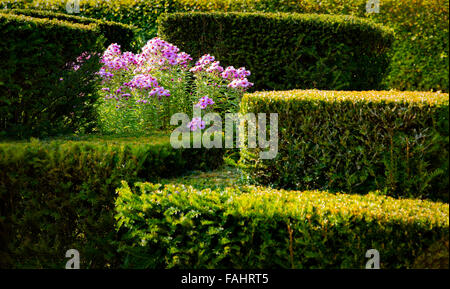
[228,78,253,89]
[187,117,206,131]
[195,96,215,109]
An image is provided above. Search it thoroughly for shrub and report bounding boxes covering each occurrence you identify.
[2,9,137,51]
[115,182,449,269]
[0,135,223,268]
[97,39,252,134]
[1,0,447,91]
[0,13,103,138]
[158,12,394,91]
[239,89,449,202]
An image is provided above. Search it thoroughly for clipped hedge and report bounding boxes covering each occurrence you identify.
[0,13,103,138]
[1,0,447,91]
[0,136,223,268]
[239,90,449,202]
[1,9,137,51]
[115,182,449,269]
[158,12,394,91]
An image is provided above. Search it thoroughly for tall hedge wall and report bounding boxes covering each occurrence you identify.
[158,12,394,91]
[239,90,449,202]
[0,136,223,268]
[115,182,449,269]
[1,0,446,91]
[0,13,105,138]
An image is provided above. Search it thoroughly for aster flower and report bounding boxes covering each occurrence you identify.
[195,96,215,109]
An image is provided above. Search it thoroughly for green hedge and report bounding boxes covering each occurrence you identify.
[0,135,223,268]
[239,90,449,202]
[1,0,447,91]
[0,13,104,138]
[1,9,137,51]
[115,182,449,269]
[158,12,393,91]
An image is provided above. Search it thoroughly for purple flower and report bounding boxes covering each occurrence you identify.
[187,117,206,131]
[228,77,253,89]
[206,61,224,74]
[195,96,215,109]
[128,74,159,90]
[149,86,170,97]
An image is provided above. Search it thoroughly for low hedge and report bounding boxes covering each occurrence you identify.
[2,9,136,51]
[115,182,449,269]
[0,13,103,138]
[158,12,394,91]
[0,135,223,268]
[239,90,449,202]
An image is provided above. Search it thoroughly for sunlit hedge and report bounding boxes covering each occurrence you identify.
[0,0,447,91]
[239,89,449,202]
[115,182,449,268]
[0,136,223,268]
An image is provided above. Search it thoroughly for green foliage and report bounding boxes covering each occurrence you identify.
[0,13,103,138]
[115,182,449,269]
[0,136,223,268]
[1,0,447,91]
[3,9,137,51]
[239,90,449,202]
[158,12,394,91]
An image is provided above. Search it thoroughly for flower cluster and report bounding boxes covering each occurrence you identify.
[228,77,253,89]
[149,87,170,98]
[189,54,217,73]
[221,66,251,80]
[195,96,215,109]
[190,54,253,90]
[206,61,224,74]
[140,37,192,69]
[97,39,253,133]
[126,74,158,90]
[187,117,206,131]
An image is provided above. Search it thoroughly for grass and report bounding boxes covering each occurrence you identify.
[158,164,243,190]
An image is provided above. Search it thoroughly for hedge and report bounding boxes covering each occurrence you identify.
[239,90,449,202]
[1,0,446,92]
[0,13,104,138]
[1,9,137,51]
[158,12,394,91]
[115,182,449,269]
[0,135,223,268]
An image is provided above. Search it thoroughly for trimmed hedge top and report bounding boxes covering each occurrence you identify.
[115,182,449,268]
[1,0,447,91]
[0,135,223,268]
[245,89,450,105]
[158,12,394,91]
[240,89,449,202]
[0,9,97,31]
[159,11,394,45]
[1,8,136,50]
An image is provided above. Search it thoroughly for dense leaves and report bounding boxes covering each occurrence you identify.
[158,12,394,91]
[1,0,446,91]
[0,136,223,268]
[115,182,449,268]
[4,9,137,51]
[239,90,449,202]
[0,13,103,138]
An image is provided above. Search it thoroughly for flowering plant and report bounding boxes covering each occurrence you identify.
[97,38,252,134]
